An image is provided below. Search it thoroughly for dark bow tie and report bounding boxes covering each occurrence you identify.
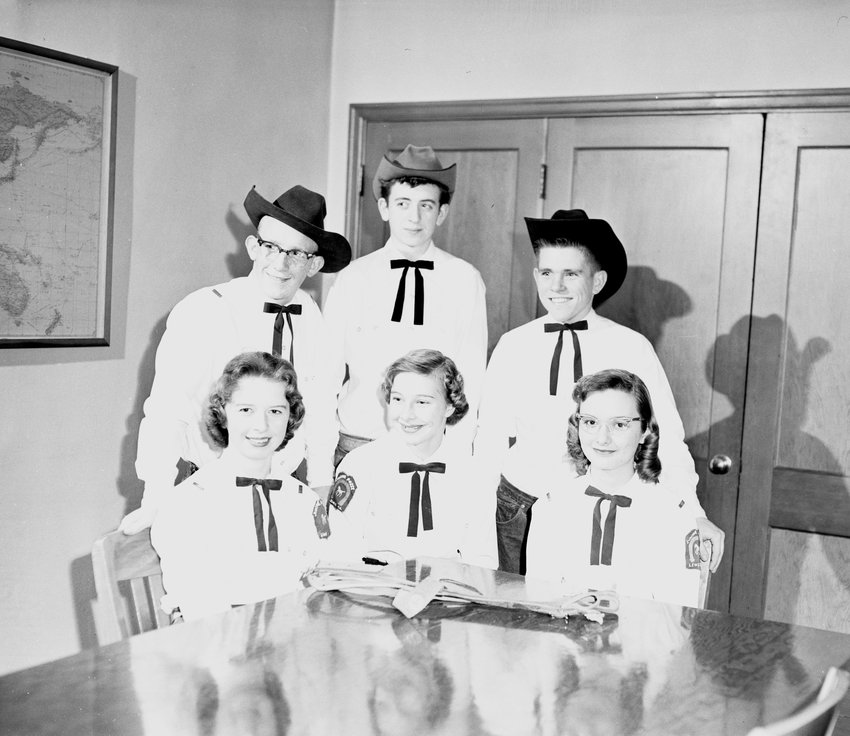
[390,259,434,326]
[236,476,284,552]
[584,485,632,566]
[544,321,588,395]
[263,302,302,364]
[398,462,446,537]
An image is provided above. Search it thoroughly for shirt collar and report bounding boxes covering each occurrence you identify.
[383,239,437,261]
[219,447,283,481]
[240,272,306,309]
[386,429,450,464]
[584,308,601,325]
[584,467,640,497]
[537,307,600,327]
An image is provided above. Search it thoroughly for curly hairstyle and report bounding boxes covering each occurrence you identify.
[204,351,305,451]
[378,175,452,205]
[380,349,468,426]
[566,368,661,483]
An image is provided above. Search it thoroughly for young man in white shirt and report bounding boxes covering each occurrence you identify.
[475,209,724,574]
[323,145,488,463]
[121,185,350,533]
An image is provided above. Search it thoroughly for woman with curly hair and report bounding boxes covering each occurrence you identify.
[152,351,353,621]
[328,349,496,567]
[526,368,708,607]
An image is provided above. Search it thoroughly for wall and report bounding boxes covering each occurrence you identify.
[324,0,850,241]
[0,0,336,674]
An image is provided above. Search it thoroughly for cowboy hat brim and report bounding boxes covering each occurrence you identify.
[371,154,457,201]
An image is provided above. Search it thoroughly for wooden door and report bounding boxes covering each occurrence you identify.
[357,119,545,354]
[732,112,850,631]
[545,115,765,611]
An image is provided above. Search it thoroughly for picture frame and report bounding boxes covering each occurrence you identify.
[0,37,118,347]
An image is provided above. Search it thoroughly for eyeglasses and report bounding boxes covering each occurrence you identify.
[256,238,316,265]
[576,414,642,435]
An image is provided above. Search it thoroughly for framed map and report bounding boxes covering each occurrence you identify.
[0,37,117,347]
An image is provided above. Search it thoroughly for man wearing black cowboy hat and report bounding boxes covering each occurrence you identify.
[121,185,351,533]
[475,209,724,574]
[323,144,487,463]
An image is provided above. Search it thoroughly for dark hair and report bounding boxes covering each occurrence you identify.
[566,368,661,482]
[205,351,304,451]
[533,238,602,273]
[380,349,468,426]
[379,175,452,205]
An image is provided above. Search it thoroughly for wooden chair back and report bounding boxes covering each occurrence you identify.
[91,529,169,644]
[697,539,713,609]
[747,667,850,736]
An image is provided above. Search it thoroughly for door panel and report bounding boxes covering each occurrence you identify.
[359,119,545,354]
[545,115,765,610]
[735,112,850,628]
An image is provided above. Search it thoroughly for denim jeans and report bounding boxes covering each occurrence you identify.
[334,431,374,469]
[496,475,538,575]
[173,458,199,485]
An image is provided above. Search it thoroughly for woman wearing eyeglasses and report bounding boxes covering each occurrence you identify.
[525,368,707,607]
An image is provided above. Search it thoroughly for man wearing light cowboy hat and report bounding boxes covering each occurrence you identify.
[121,185,350,534]
[323,144,487,464]
[475,209,725,574]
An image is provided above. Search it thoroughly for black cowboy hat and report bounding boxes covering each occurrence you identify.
[524,209,628,307]
[244,185,351,273]
[371,144,457,201]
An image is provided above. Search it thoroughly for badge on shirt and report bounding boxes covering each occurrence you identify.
[330,472,357,512]
[313,500,331,539]
[684,528,702,569]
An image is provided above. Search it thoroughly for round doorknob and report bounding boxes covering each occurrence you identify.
[708,454,733,475]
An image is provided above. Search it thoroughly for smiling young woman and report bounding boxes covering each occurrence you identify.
[525,369,706,607]
[150,352,357,621]
[327,349,496,568]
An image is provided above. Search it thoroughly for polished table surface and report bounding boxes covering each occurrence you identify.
[2,559,850,736]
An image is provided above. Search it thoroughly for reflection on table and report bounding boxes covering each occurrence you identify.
[2,558,849,735]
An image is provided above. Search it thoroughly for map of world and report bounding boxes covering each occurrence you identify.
[0,47,110,341]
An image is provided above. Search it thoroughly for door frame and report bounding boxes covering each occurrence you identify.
[347,88,850,253]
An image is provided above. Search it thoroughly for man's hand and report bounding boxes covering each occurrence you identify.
[118,506,157,535]
[696,516,725,572]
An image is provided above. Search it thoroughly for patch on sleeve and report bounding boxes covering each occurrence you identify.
[685,528,702,569]
[329,472,357,512]
[312,500,331,539]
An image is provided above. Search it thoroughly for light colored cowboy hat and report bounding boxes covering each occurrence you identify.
[371,144,457,201]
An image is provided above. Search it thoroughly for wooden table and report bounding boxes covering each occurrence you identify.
[2,559,850,735]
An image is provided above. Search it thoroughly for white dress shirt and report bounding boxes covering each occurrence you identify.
[328,432,497,568]
[525,470,702,607]
[322,241,488,449]
[475,310,704,514]
[150,455,356,621]
[135,275,338,512]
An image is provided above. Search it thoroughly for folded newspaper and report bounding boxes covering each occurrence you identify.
[304,565,618,621]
